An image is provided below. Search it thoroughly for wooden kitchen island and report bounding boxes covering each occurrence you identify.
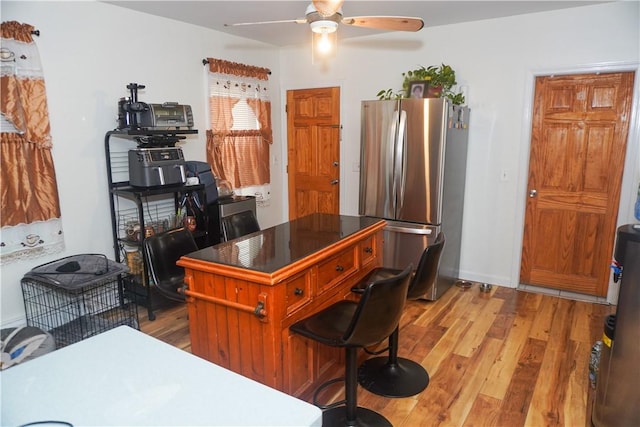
[177,213,385,398]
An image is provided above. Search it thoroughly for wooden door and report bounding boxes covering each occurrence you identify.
[287,87,340,220]
[520,71,634,296]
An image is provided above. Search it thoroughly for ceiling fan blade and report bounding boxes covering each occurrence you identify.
[341,16,424,32]
[312,0,345,18]
[225,18,307,27]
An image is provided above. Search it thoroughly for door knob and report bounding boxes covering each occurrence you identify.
[331,179,339,185]
[529,189,537,198]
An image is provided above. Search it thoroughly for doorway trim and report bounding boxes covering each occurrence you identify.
[512,61,640,303]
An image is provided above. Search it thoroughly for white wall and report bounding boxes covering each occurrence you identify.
[0,1,283,327]
[1,1,638,327]
[279,1,640,296]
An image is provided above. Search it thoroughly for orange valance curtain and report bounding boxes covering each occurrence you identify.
[1,21,64,264]
[206,58,271,81]
[205,58,272,199]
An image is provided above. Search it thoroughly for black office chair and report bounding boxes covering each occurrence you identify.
[143,227,199,302]
[355,231,446,398]
[221,210,260,241]
[290,264,413,427]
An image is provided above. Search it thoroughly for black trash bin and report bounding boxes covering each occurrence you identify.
[186,161,220,245]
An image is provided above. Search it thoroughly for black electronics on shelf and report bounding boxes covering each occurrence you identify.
[105,128,205,321]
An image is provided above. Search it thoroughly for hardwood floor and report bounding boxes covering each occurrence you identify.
[139,284,613,426]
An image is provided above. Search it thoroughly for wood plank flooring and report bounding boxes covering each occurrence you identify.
[139,284,614,426]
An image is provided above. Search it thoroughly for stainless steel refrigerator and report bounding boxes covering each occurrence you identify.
[359,97,469,300]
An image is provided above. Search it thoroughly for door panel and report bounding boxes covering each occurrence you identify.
[520,72,634,296]
[287,87,340,220]
[398,98,446,225]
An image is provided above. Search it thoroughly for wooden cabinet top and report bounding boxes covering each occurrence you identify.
[177,214,385,285]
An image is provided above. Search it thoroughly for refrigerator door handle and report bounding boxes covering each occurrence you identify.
[385,223,433,235]
[396,109,408,212]
[388,108,399,208]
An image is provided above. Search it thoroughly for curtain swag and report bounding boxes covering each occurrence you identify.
[212,79,268,96]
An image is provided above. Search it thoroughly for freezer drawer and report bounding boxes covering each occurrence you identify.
[381,221,456,301]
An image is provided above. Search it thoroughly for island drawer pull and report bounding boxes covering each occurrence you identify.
[294,287,304,296]
[335,265,344,272]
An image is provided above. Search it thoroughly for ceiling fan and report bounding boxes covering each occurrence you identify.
[225,0,424,56]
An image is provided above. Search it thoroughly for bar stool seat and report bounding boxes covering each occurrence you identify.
[355,232,446,398]
[290,264,413,427]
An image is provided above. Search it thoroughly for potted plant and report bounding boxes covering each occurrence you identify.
[377,63,465,105]
[402,64,455,97]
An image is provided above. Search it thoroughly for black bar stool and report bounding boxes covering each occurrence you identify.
[290,264,413,427]
[355,232,445,398]
[221,210,260,241]
[143,227,199,302]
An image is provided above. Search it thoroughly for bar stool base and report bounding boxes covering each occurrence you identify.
[322,406,392,427]
[358,356,430,398]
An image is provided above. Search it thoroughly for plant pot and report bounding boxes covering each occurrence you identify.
[426,85,443,98]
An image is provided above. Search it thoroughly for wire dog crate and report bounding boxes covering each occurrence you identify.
[21,254,139,348]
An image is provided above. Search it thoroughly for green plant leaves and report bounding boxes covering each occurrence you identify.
[378,63,465,105]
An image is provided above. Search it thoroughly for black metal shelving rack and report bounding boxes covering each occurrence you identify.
[105,129,205,321]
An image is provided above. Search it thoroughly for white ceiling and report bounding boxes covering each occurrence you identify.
[104,1,611,47]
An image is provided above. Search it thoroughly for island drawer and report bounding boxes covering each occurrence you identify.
[359,234,377,269]
[285,271,312,316]
[316,247,357,295]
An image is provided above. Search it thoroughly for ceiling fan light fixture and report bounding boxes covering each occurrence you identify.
[310,20,338,34]
[313,30,336,53]
[311,27,337,63]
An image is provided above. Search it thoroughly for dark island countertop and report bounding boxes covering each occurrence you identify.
[181,213,383,275]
